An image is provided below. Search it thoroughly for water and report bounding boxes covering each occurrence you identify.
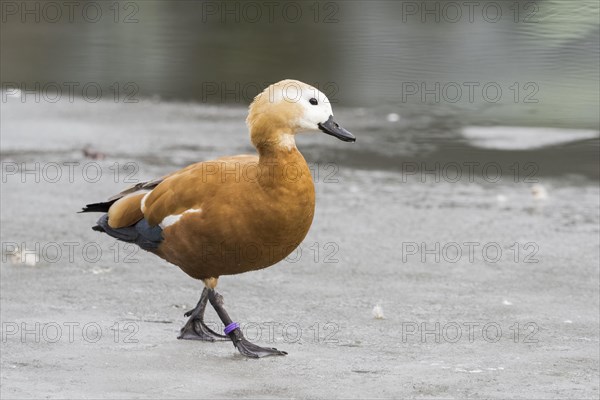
[1,0,598,128]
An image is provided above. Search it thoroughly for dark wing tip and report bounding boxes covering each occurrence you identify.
[78,200,118,214]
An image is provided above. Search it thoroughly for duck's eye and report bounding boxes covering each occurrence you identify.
[309,98,318,106]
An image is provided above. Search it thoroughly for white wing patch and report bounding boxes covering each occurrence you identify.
[159,208,202,229]
[141,191,151,213]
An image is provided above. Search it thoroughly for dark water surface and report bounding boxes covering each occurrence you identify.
[2,0,599,128]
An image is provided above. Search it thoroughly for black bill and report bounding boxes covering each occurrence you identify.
[318,115,356,142]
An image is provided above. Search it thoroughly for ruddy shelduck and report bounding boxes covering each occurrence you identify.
[81,79,355,357]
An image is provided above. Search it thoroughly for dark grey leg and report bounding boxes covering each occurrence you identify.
[178,287,228,341]
[207,288,287,358]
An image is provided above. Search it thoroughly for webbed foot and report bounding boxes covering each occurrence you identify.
[178,318,226,341]
[228,328,287,358]
[177,287,227,341]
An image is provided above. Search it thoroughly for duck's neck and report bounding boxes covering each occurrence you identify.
[252,127,296,153]
[253,130,312,189]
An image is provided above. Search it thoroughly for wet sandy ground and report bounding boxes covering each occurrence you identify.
[1,99,599,398]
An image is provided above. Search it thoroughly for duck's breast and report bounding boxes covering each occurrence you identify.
[155,152,315,279]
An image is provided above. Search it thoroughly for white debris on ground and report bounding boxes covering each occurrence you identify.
[90,266,112,275]
[3,245,38,266]
[372,303,385,319]
[531,184,548,200]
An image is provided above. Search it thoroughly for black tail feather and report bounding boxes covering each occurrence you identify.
[79,200,118,213]
[92,224,104,232]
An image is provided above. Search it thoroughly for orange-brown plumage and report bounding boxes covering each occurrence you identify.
[149,150,315,279]
[107,192,148,228]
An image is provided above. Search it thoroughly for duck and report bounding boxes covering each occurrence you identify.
[80,79,355,358]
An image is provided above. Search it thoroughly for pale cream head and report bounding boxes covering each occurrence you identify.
[247,79,354,150]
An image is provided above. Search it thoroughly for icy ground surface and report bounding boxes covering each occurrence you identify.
[1,99,599,398]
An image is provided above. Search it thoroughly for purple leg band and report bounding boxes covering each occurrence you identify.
[224,322,239,335]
